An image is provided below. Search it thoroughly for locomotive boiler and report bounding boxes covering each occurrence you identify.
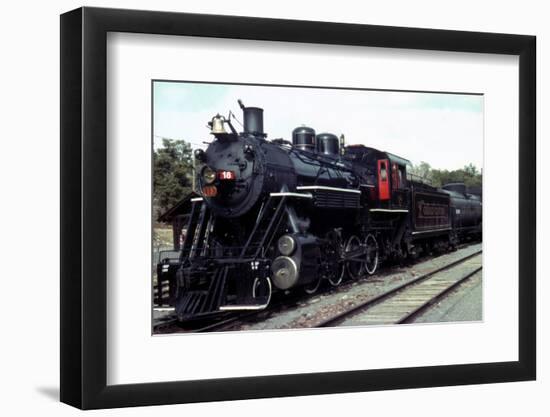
[169,100,482,321]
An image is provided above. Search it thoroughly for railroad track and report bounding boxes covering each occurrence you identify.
[152,310,179,333]
[315,250,482,327]
[152,311,239,333]
[153,244,482,333]
[153,293,309,333]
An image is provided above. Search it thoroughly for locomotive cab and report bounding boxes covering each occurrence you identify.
[376,158,407,201]
[343,145,410,211]
[385,154,410,211]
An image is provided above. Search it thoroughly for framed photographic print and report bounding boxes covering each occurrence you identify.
[60,6,536,409]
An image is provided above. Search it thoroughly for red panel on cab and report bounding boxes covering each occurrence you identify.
[378,159,390,200]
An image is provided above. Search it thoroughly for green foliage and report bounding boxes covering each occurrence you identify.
[409,161,482,188]
[409,161,434,183]
[153,138,193,218]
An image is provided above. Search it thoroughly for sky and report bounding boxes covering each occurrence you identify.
[153,81,483,171]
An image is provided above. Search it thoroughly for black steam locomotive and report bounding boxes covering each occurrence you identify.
[169,100,482,321]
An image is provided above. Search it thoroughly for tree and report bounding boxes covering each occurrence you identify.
[408,161,434,183]
[410,162,482,189]
[153,138,194,218]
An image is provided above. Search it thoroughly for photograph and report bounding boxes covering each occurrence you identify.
[52,3,537,412]
[152,81,483,334]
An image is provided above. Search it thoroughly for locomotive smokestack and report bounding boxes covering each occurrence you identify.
[238,99,265,137]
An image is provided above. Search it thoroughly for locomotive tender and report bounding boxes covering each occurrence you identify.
[171,100,482,321]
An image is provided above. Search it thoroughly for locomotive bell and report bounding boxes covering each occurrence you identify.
[210,114,227,135]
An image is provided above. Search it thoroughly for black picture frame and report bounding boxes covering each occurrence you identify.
[60,6,536,410]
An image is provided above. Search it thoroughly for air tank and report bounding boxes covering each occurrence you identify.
[316,133,340,156]
[292,126,316,151]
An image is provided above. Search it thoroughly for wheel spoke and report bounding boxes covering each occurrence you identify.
[327,232,344,287]
[364,234,379,275]
[345,235,364,280]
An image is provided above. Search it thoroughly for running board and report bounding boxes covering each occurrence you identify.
[219,304,268,311]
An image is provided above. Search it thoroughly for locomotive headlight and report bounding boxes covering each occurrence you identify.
[277,235,296,256]
[202,166,216,184]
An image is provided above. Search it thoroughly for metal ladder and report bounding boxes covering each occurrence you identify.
[179,200,212,262]
[239,195,288,259]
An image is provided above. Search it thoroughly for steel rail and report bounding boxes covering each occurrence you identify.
[396,265,482,324]
[153,244,482,333]
[315,249,482,328]
[152,317,179,333]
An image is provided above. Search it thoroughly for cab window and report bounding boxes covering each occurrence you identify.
[392,163,399,190]
[380,162,387,181]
